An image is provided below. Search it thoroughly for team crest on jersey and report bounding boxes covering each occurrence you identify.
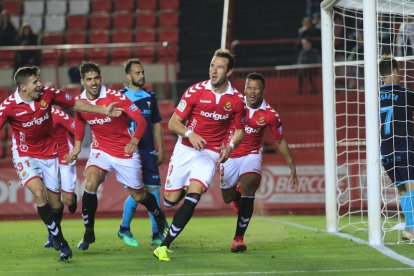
[129,103,138,111]
[177,100,187,112]
[257,117,266,126]
[21,171,28,179]
[224,101,232,111]
[40,100,48,109]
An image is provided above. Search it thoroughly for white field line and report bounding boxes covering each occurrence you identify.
[277,219,414,268]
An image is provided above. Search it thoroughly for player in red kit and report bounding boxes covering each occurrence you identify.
[0,66,121,261]
[153,49,246,261]
[65,61,168,251]
[220,72,298,252]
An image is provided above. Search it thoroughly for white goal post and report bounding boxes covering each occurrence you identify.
[322,0,414,246]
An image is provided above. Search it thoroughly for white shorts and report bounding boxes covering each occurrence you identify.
[165,142,220,191]
[86,149,144,190]
[59,163,77,193]
[220,153,263,190]
[13,155,60,193]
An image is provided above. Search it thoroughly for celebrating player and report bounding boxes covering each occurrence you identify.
[117,58,167,247]
[0,66,121,261]
[153,49,246,261]
[379,56,414,241]
[220,72,298,252]
[65,61,168,251]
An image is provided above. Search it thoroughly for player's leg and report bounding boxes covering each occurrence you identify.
[118,194,140,247]
[400,181,414,241]
[78,166,106,250]
[220,159,241,213]
[60,163,78,214]
[147,185,166,246]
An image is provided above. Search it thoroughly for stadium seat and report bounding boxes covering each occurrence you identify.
[135,47,155,63]
[66,31,87,44]
[158,29,179,44]
[23,0,45,16]
[0,51,15,68]
[46,0,67,15]
[2,1,23,16]
[42,33,64,45]
[89,30,110,44]
[90,13,111,30]
[114,0,134,12]
[41,50,62,65]
[44,15,66,32]
[68,0,90,15]
[158,45,178,63]
[160,0,180,10]
[137,0,157,11]
[112,30,133,43]
[67,15,88,30]
[113,12,134,30]
[87,49,109,65]
[91,0,113,13]
[135,29,156,42]
[63,49,85,66]
[111,48,132,64]
[21,15,43,33]
[61,84,82,97]
[159,12,179,27]
[136,13,157,28]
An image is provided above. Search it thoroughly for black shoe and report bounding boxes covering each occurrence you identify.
[51,236,62,251]
[78,229,95,251]
[60,243,73,261]
[68,194,77,214]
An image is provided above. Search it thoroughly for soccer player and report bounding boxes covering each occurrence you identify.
[153,49,246,261]
[220,72,298,252]
[65,61,168,251]
[0,66,121,261]
[379,56,414,240]
[44,106,78,248]
[117,58,166,247]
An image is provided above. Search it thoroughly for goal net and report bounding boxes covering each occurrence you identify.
[322,0,414,245]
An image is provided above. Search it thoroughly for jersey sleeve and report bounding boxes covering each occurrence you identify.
[49,87,76,109]
[233,97,246,130]
[269,110,284,140]
[53,108,75,136]
[174,86,197,119]
[115,91,147,140]
[74,111,86,141]
[0,99,10,129]
[151,93,162,124]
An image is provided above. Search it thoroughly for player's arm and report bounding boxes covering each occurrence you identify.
[153,122,164,164]
[169,112,206,150]
[217,128,245,164]
[124,104,147,154]
[73,99,122,117]
[64,113,85,162]
[275,139,298,189]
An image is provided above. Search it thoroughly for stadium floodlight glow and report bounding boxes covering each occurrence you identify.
[322,0,414,246]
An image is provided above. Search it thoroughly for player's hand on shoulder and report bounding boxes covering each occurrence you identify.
[188,132,207,150]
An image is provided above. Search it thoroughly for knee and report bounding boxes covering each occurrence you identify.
[163,192,182,208]
[32,188,47,203]
[221,189,236,204]
[222,194,234,204]
[62,196,74,206]
[130,189,146,202]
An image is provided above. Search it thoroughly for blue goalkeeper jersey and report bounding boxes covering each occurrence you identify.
[119,87,162,151]
[379,84,414,154]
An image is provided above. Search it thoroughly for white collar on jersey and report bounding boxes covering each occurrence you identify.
[14,88,36,111]
[80,85,107,102]
[205,80,234,95]
[245,97,267,111]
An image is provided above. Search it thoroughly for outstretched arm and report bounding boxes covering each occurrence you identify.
[73,100,122,117]
[275,139,298,189]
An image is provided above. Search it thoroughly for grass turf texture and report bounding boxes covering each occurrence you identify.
[1,215,414,275]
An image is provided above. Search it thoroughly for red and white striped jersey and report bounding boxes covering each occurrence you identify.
[75,85,146,159]
[230,99,284,158]
[175,80,245,152]
[0,86,75,159]
[51,106,74,162]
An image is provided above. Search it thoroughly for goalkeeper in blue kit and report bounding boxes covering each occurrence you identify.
[379,56,414,240]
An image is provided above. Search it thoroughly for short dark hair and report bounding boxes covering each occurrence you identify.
[79,61,101,79]
[246,72,265,88]
[14,66,39,86]
[213,48,235,70]
[379,57,399,76]
[124,58,142,74]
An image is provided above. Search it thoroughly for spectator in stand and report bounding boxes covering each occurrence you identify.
[297,37,321,94]
[312,12,321,31]
[15,24,40,71]
[298,17,320,51]
[396,16,414,57]
[0,10,18,46]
